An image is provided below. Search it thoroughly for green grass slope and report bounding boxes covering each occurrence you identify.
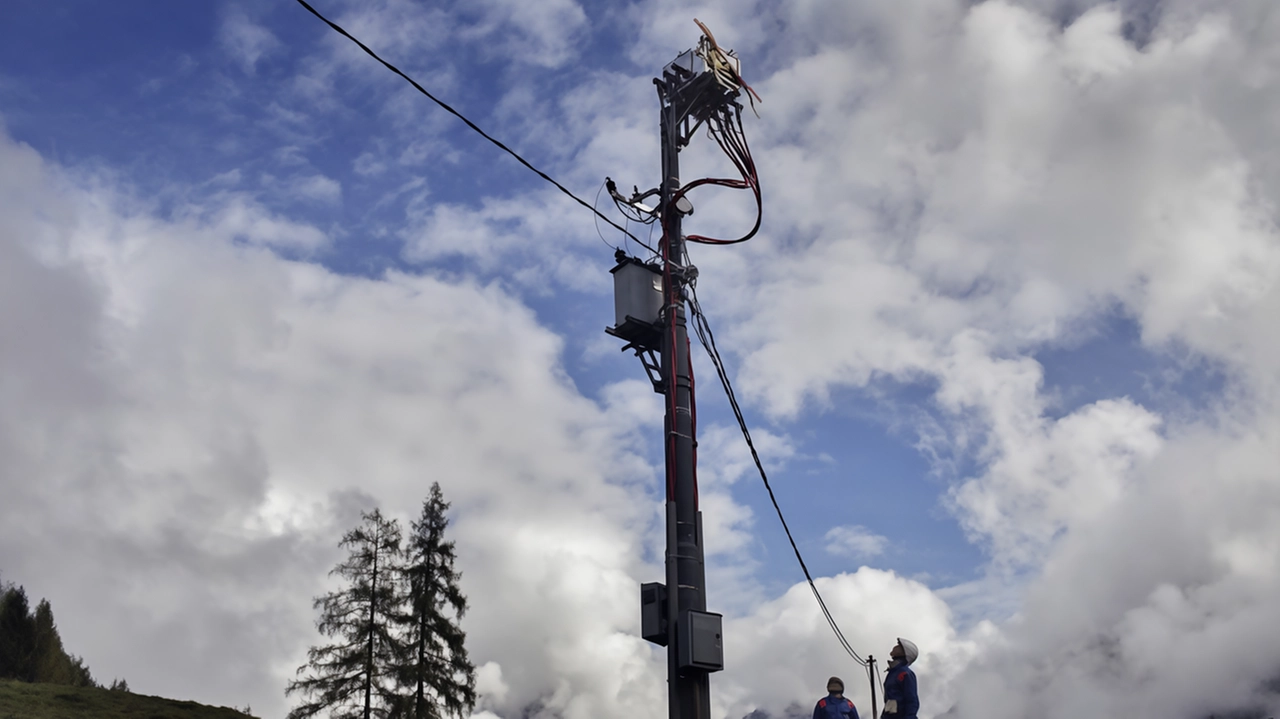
[0,680,257,719]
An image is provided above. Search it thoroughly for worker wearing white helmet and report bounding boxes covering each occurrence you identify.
[881,638,919,718]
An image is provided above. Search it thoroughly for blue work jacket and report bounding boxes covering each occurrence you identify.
[882,662,919,718]
[813,693,859,719]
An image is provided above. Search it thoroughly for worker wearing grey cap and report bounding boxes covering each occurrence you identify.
[813,676,859,719]
[881,638,919,718]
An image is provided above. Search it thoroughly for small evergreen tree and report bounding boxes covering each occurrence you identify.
[0,578,96,687]
[287,509,405,719]
[394,484,475,719]
[0,586,36,681]
[108,677,130,692]
[32,599,76,684]
[66,653,96,688]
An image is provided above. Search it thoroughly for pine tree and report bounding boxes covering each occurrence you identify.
[394,483,475,719]
[287,509,405,719]
[0,586,36,681]
[0,579,95,688]
[32,599,76,685]
[66,653,96,688]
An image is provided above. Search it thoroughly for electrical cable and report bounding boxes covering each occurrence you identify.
[593,183,620,252]
[611,190,660,226]
[693,18,762,114]
[663,234,678,501]
[294,0,656,254]
[689,334,699,507]
[671,104,761,246]
[686,284,869,668]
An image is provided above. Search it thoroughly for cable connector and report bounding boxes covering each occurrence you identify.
[668,261,698,285]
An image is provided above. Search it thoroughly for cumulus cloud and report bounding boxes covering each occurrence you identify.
[284,173,343,205]
[824,526,888,560]
[174,191,330,252]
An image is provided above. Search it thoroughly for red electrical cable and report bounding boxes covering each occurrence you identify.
[671,105,762,245]
[662,219,679,502]
[688,333,699,508]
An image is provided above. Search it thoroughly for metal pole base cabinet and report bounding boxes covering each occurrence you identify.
[678,609,723,672]
[641,585,724,670]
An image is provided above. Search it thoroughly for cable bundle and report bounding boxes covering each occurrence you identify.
[674,102,761,246]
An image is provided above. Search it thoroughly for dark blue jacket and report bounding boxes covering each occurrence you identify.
[881,662,918,718]
[813,693,859,719]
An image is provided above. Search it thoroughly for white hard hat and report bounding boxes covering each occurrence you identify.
[897,638,919,665]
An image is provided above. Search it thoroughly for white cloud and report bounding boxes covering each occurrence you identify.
[456,0,588,68]
[947,414,1280,718]
[400,190,616,293]
[824,525,888,560]
[219,9,282,75]
[175,191,330,252]
[354,150,389,177]
[286,173,343,205]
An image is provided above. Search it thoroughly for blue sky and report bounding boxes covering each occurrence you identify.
[4,2,1280,719]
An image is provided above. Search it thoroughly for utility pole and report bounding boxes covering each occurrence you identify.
[609,28,754,719]
[656,54,712,719]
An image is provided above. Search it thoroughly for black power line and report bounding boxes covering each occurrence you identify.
[293,0,655,254]
[687,283,871,670]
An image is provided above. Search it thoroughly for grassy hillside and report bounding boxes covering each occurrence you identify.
[0,679,257,719]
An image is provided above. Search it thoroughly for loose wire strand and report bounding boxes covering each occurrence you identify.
[593,183,620,252]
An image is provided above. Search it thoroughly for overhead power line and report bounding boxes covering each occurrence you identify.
[293,0,655,254]
[687,283,871,670]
